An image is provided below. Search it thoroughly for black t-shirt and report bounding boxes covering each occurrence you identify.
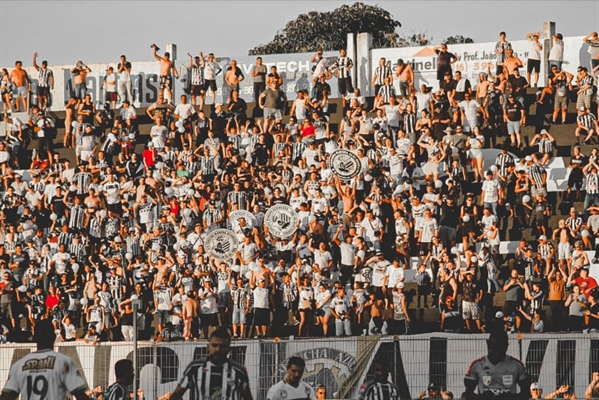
[436,50,456,68]
[440,79,457,93]
[228,98,247,115]
[505,101,523,122]
[210,112,227,137]
[508,76,528,95]
[51,196,67,218]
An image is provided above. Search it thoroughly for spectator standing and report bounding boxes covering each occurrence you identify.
[549,33,565,70]
[204,53,222,105]
[584,32,599,70]
[70,60,91,102]
[526,32,543,87]
[32,52,54,112]
[372,57,392,96]
[251,57,267,105]
[152,44,179,103]
[117,54,133,105]
[433,44,457,86]
[494,32,512,76]
[331,49,354,108]
[103,67,117,110]
[8,61,30,112]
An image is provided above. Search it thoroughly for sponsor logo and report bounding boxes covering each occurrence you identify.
[264,205,298,238]
[330,149,361,180]
[22,356,56,371]
[204,229,239,260]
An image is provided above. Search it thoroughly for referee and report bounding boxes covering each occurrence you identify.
[358,358,400,400]
[170,328,253,400]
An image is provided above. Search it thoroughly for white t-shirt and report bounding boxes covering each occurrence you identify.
[150,125,167,149]
[174,103,196,120]
[104,73,117,92]
[267,379,317,400]
[482,179,499,203]
[3,349,88,399]
[528,38,542,61]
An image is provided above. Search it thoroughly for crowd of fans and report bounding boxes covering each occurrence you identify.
[0,31,598,344]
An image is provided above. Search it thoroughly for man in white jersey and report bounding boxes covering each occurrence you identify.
[463,330,530,399]
[0,319,90,400]
[267,356,316,400]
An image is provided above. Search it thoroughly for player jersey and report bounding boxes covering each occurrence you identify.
[3,349,88,399]
[266,379,316,400]
[358,380,400,400]
[104,381,129,400]
[464,355,529,397]
[177,357,250,400]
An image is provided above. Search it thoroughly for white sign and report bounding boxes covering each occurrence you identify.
[264,204,298,238]
[330,149,361,180]
[204,228,239,260]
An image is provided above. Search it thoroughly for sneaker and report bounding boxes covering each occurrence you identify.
[593,258,598,264]
[293,320,300,326]
[232,334,239,339]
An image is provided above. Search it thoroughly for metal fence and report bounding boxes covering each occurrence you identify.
[1,333,598,399]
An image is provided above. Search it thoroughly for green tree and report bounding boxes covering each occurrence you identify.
[249,2,402,55]
[442,35,475,45]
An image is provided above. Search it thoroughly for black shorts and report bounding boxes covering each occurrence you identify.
[191,84,205,96]
[105,91,117,102]
[419,242,430,255]
[37,86,50,97]
[205,80,217,92]
[160,75,172,89]
[254,308,270,326]
[503,300,518,317]
[201,313,219,328]
[527,59,541,73]
[338,77,354,95]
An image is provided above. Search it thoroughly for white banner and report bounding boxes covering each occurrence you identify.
[371,39,547,94]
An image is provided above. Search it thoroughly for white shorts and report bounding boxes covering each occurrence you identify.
[462,301,480,320]
[423,161,440,176]
[558,242,571,260]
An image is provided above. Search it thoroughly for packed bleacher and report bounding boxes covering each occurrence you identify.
[0,31,598,345]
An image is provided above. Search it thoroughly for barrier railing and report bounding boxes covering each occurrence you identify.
[1,333,598,399]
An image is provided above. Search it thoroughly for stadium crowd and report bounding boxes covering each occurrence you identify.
[0,30,598,345]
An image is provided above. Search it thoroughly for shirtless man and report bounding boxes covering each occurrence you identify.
[553,219,574,275]
[181,291,199,340]
[335,176,357,229]
[152,44,179,103]
[70,61,91,102]
[225,60,244,103]
[503,49,523,78]
[364,291,388,335]
[395,59,414,98]
[8,61,30,112]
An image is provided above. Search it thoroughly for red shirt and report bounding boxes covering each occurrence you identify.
[574,276,598,298]
[301,124,315,138]
[142,148,157,169]
[46,293,60,310]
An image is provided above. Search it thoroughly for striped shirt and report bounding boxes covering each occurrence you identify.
[73,172,92,195]
[578,112,597,129]
[191,65,204,86]
[68,205,86,229]
[377,85,396,104]
[37,67,54,87]
[586,172,599,194]
[358,380,401,400]
[373,65,392,85]
[89,217,103,239]
[177,358,251,400]
[495,152,514,177]
[332,56,353,79]
[580,75,594,96]
[200,157,215,175]
[529,163,546,188]
[291,142,306,162]
[104,382,129,400]
[227,191,248,210]
[58,232,73,247]
[538,243,554,259]
[566,216,583,231]
[404,112,417,135]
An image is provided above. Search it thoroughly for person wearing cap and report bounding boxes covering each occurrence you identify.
[394,58,414,98]
[530,129,555,166]
[524,32,543,87]
[503,93,525,148]
[547,32,565,70]
[390,281,410,335]
[576,104,598,144]
[417,383,441,399]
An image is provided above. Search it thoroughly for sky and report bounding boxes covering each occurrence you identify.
[1,0,598,67]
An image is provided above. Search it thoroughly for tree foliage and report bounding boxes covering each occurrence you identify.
[443,35,475,45]
[249,2,402,55]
